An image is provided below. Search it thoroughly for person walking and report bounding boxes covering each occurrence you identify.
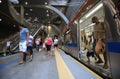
[45,34,53,56]
[24,34,34,61]
[53,36,58,48]
[18,24,31,64]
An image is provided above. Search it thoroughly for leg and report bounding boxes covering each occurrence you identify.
[87,57,90,62]
[29,46,33,61]
[102,39,108,69]
[95,54,103,63]
[93,39,103,63]
[103,49,108,69]
[86,52,90,62]
[19,52,24,64]
[23,53,27,61]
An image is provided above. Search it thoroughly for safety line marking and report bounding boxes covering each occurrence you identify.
[0,58,20,70]
[54,48,75,79]
[70,57,103,79]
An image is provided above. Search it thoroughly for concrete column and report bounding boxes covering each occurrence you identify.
[76,19,80,59]
[20,5,24,24]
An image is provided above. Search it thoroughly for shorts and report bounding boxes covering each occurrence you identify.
[86,51,94,57]
[46,45,51,51]
[19,41,27,52]
[54,44,58,47]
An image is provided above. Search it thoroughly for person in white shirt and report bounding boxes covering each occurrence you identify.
[53,36,58,48]
[6,39,12,54]
[24,35,34,61]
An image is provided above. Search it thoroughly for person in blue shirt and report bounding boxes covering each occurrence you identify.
[19,24,31,64]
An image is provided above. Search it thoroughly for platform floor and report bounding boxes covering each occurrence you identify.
[0,48,102,79]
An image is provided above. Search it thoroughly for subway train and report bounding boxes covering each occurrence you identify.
[59,0,120,79]
[0,0,120,79]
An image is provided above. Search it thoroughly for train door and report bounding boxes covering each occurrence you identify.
[78,1,112,78]
[103,0,120,79]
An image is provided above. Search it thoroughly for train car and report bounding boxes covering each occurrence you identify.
[60,0,120,79]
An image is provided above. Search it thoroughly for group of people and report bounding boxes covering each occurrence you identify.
[39,35,58,56]
[18,24,59,64]
[18,16,108,69]
[83,16,108,69]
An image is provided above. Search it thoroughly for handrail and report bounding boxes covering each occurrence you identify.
[62,0,93,34]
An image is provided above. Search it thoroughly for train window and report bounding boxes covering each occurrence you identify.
[78,1,111,78]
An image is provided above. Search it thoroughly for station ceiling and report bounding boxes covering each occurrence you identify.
[0,0,86,39]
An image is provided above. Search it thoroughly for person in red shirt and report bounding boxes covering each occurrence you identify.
[45,34,53,56]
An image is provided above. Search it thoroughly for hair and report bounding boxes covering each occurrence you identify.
[92,16,98,20]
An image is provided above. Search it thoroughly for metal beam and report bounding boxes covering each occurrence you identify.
[14,5,69,24]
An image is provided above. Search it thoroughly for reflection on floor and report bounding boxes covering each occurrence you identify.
[0,49,59,79]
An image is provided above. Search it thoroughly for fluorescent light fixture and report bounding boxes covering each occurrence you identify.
[89,23,95,26]
[79,20,83,23]
[85,3,103,18]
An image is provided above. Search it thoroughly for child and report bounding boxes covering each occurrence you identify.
[84,35,97,62]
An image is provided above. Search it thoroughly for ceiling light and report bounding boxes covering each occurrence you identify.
[0,0,2,3]
[16,13,19,15]
[30,9,33,11]
[85,3,103,18]
[46,10,49,12]
[45,2,48,5]
[13,25,16,27]
[25,13,28,15]
[0,18,2,21]
[48,25,51,30]
[25,2,28,5]
[47,14,49,16]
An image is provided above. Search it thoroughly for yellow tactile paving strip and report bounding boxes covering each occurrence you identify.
[54,48,75,79]
[55,48,103,79]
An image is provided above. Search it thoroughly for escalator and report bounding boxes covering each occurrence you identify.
[0,0,41,57]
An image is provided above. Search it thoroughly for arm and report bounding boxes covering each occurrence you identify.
[26,32,30,46]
